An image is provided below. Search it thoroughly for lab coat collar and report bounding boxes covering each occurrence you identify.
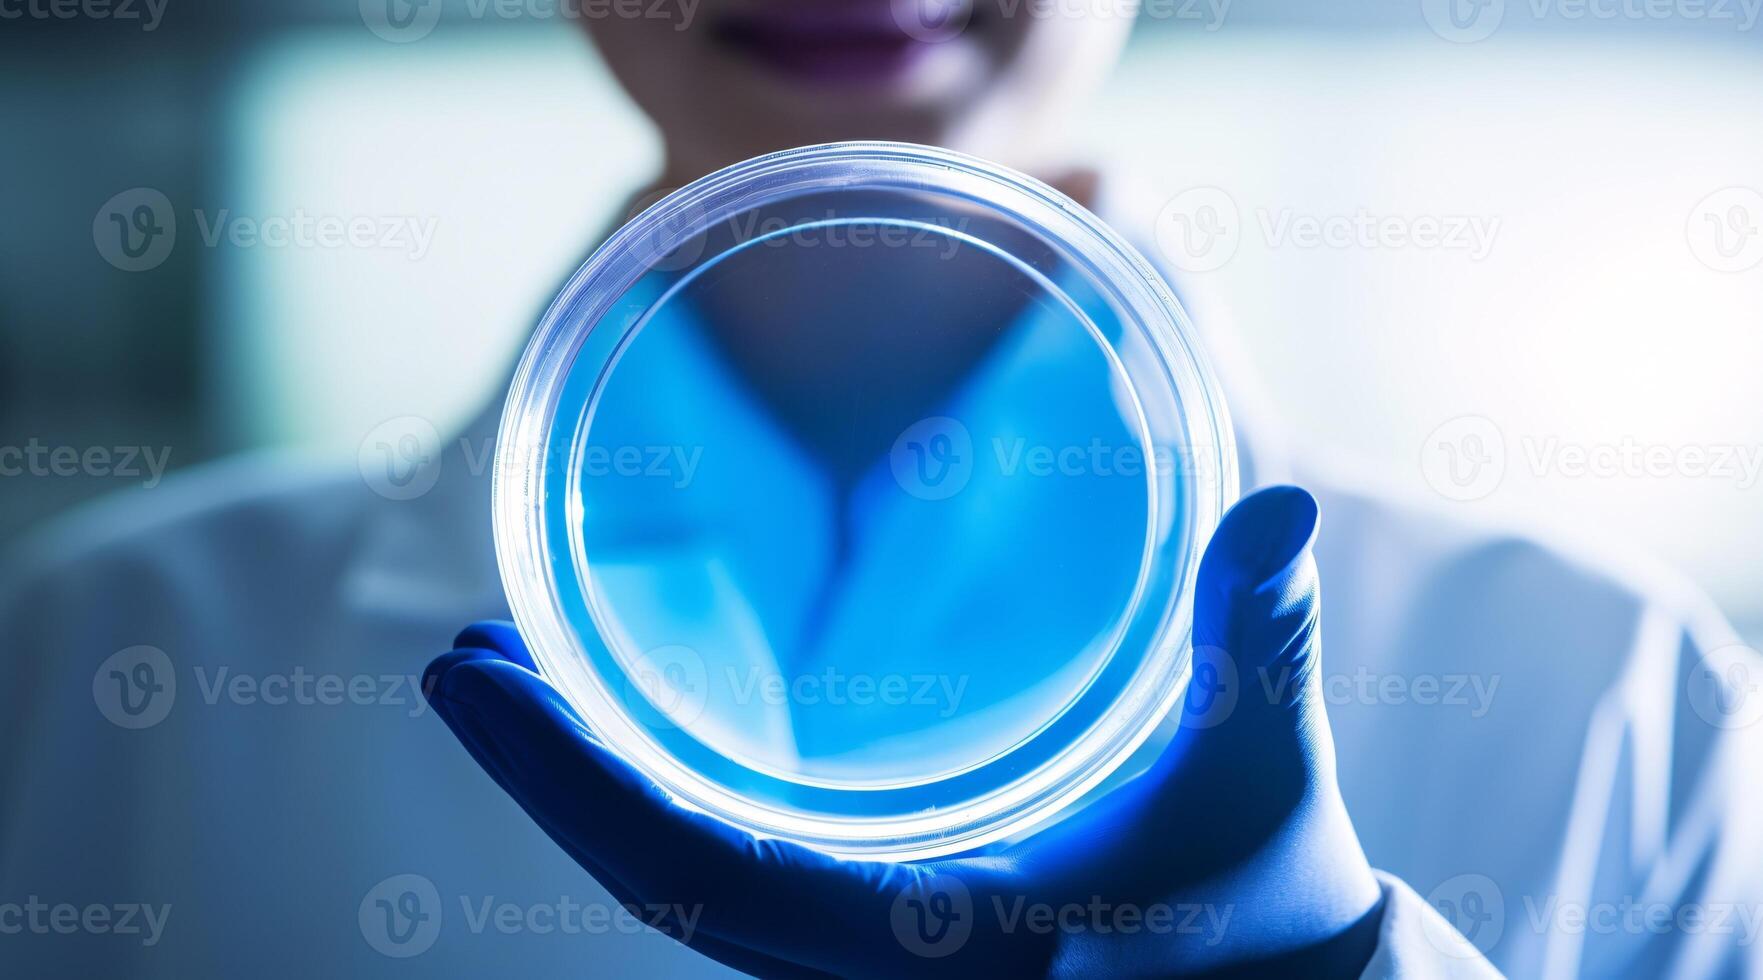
[339,401,508,623]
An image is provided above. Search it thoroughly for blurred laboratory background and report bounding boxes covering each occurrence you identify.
[2,0,1760,641]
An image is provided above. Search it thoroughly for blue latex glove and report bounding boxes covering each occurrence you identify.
[426,486,1387,977]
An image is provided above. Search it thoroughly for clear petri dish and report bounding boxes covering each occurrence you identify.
[493,142,1235,860]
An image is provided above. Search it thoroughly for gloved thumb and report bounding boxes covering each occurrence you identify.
[1181,485,1337,798]
[1068,485,1380,973]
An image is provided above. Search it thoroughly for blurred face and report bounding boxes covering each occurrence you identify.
[584,0,1136,179]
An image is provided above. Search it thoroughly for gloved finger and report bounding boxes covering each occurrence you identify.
[421,622,534,710]
[452,620,537,671]
[426,647,563,831]
[431,656,935,976]
[1179,484,1331,789]
[426,652,834,978]
[1021,487,1335,885]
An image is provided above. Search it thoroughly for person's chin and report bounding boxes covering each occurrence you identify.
[689,93,953,164]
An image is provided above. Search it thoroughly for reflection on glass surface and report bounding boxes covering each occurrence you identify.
[574,218,1151,791]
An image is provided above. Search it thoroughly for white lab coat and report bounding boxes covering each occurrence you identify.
[3,192,1757,979]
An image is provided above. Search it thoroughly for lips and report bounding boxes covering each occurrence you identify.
[711,3,947,85]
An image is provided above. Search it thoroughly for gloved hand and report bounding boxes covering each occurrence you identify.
[426,486,1388,977]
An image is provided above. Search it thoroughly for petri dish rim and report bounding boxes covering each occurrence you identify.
[493,141,1238,860]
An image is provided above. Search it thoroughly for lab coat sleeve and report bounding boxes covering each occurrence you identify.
[1360,871,1506,979]
[0,558,42,838]
[1532,597,1763,979]
[0,521,177,875]
[0,540,88,851]
[0,536,149,978]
